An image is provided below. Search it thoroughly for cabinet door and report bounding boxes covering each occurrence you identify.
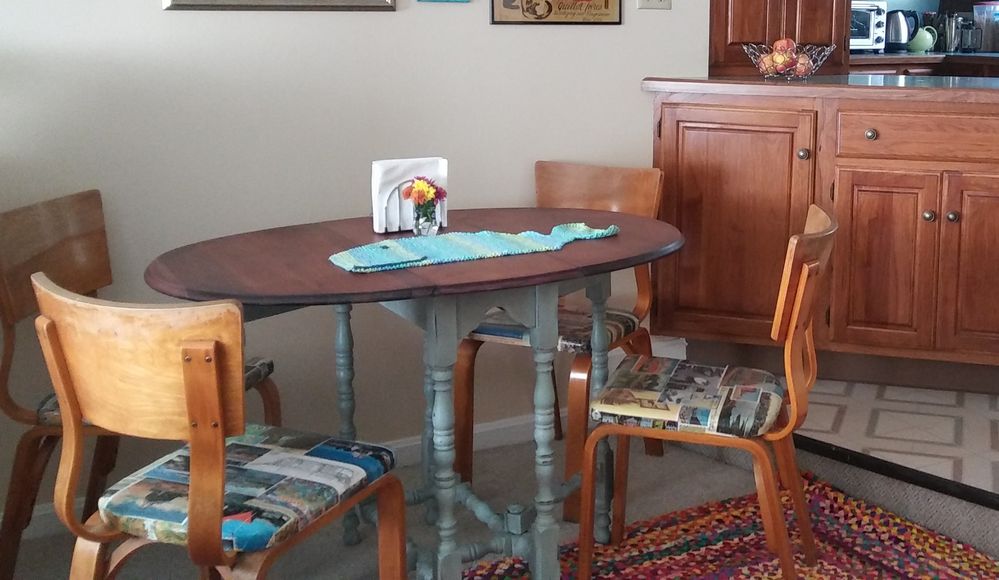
[653,105,815,339]
[937,173,999,353]
[784,0,848,73]
[831,170,940,349]
[709,0,783,75]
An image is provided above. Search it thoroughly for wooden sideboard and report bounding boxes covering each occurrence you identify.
[645,76,999,366]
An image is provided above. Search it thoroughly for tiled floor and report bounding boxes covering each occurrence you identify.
[799,379,999,494]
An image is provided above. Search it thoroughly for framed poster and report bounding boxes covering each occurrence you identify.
[491,0,620,24]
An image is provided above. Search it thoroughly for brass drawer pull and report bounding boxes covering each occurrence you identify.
[865,128,879,141]
[922,210,937,222]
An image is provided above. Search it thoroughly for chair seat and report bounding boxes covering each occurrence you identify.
[36,358,276,427]
[96,424,395,553]
[589,355,786,439]
[467,308,640,353]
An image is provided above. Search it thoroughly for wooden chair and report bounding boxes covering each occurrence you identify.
[453,161,666,521]
[31,273,407,579]
[577,205,837,580]
[0,190,282,580]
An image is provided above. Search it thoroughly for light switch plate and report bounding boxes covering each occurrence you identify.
[637,0,670,9]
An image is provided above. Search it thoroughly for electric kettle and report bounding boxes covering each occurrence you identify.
[886,10,919,53]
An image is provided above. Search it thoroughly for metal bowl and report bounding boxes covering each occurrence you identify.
[742,43,836,80]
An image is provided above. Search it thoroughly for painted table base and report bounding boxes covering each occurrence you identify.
[335,275,614,580]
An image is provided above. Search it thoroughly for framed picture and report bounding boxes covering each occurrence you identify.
[163,0,394,10]
[491,0,620,24]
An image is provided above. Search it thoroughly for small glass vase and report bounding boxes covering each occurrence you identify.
[413,206,439,237]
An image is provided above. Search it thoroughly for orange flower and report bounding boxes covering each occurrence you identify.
[403,177,447,208]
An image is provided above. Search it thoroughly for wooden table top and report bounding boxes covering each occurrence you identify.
[144,207,684,306]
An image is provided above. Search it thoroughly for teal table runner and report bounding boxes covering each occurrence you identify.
[330,222,619,273]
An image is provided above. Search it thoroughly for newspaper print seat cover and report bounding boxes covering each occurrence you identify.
[467,308,640,353]
[590,355,787,439]
[96,424,395,553]
[36,358,276,427]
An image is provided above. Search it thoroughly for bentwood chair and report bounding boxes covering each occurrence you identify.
[453,161,666,521]
[31,273,407,579]
[0,190,282,579]
[577,205,837,580]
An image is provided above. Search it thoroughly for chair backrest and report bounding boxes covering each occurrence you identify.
[32,273,245,564]
[535,161,664,320]
[0,190,113,424]
[769,205,837,436]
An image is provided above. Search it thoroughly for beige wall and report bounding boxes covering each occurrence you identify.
[0,1,707,503]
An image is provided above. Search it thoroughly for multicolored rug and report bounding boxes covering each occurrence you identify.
[464,478,999,579]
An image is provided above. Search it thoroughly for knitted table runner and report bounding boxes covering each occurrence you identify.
[329,222,618,273]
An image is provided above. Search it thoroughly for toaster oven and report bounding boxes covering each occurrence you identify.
[851,1,888,52]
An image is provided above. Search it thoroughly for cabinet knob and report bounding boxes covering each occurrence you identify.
[922,210,937,222]
[865,128,879,141]
[797,148,811,160]
[946,211,961,223]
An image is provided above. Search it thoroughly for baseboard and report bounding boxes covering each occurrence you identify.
[16,407,564,540]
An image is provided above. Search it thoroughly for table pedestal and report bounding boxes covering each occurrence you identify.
[335,274,612,580]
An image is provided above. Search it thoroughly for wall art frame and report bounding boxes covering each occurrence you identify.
[163,0,394,11]
[490,0,620,24]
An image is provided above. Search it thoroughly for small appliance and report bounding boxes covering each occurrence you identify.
[851,1,888,53]
[886,9,919,53]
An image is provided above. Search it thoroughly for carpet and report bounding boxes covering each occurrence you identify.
[464,478,999,579]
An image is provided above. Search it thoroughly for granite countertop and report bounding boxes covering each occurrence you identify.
[851,51,999,64]
[641,75,999,102]
[645,75,999,90]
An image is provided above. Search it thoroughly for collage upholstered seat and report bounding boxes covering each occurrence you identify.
[98,424,395,553]
[589,355,786,439]
[468,308,641,354]
[36,358,277,427]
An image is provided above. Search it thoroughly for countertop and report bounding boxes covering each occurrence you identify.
[851,51,999,65]
[641,75,999,103]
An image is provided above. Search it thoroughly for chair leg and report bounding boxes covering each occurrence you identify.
[453,339,483,484]
[253,377,283,427]
[375,475,408,580]
[549,368,563,441]
[611,435,631,545]
[83,436,120,519]
[748,442,797,580]
[0,429,59,580]
[577,429,608,580]
[69,531,111,580]
[773,436,817,566]
[562,354,592,523]
[626,329,665,459]
[629,327,653,358]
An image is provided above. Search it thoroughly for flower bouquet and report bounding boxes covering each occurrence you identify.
[402,176,447,236]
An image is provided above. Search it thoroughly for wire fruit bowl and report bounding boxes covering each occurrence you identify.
[742,43,836,80]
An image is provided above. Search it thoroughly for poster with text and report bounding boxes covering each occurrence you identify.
[491,0,620,24]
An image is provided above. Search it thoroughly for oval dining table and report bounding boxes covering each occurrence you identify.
[145,207,684,580]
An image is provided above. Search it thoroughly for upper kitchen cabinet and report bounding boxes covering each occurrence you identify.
[709,0,849,76]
